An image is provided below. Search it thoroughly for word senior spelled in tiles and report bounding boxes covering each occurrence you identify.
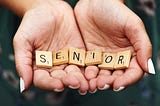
[35,48,131,70]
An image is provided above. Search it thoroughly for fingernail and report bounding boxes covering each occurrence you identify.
[69,85,80,89]
[113,87,125,92]
[148,58,156,74]
[78,90,87,95]
[54,88,64,92]
[20,77,25,93]
[89,89,97,94]
[143,72,149,78]
[98,84,110,90]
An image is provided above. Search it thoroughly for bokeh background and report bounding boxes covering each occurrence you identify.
[0,0,160,106]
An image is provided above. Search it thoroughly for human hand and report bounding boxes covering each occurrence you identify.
[74,0,155,92]
[13,0,88,93]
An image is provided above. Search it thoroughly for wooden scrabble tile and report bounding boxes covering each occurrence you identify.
[36,51,53,68]
[53,49,68,65]
[114,50,131,70]
[85,50,102,66]
[69,48,85,66]
[98,53,116,70]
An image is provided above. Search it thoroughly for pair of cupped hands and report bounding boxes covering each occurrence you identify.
[13,0,154,95]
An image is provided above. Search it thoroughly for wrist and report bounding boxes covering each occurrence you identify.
[23,0,56,16]
[0,0,35,17]
[26,0,63,13]
[0,0,63,17]
[119,0,125,3]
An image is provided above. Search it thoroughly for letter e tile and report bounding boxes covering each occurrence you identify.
[53,49,68,65]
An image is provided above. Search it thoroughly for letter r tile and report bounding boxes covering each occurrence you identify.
[114,50,131,70]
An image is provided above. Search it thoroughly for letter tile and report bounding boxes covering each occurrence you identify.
[53,49,68,65]
[36,51,53,68]
[69,48,85,66]
[98,53,116,70]
[85,50,102,66]
[114,50,131,70]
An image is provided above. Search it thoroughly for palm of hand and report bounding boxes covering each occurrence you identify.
[14,1,88,92]
[75,0,144,91]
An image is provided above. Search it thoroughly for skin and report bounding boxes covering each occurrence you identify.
[13,0,89,92]
[74,0,152,91]
[1,0,152,93]
[0,0,35,16]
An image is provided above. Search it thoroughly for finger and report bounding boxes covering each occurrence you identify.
[85,66,99,80]
[112,70,124,79]
[50,70,67,80]
[62,73,80,89]
[34,69,64,92]
[88,78,98,93]
[111,70,124,91]
[13,33,33,93]
[48,64,67,80]
[97,70,113,90]
[78,67,89,92]
[113,57,144,91]
[48,64,67,72]
[63,65,81,89]
[77,72,89,95]
[63,65,89,94]
[125,15,155,74]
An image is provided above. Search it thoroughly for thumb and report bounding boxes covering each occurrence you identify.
[126,17,155,74]
[13,31,33,93]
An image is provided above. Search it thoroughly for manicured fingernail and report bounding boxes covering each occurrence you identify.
[54,88,64,92]
[78,90,87,95]
[69,85,80,89]
[113,87,125,92]
[20,77,25,93]
[143,73,149,78]
[89,89,97,94]
[98,84,110,90]
[148,58,156,74]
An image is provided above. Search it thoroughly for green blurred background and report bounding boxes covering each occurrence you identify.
[0,0,160,106]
